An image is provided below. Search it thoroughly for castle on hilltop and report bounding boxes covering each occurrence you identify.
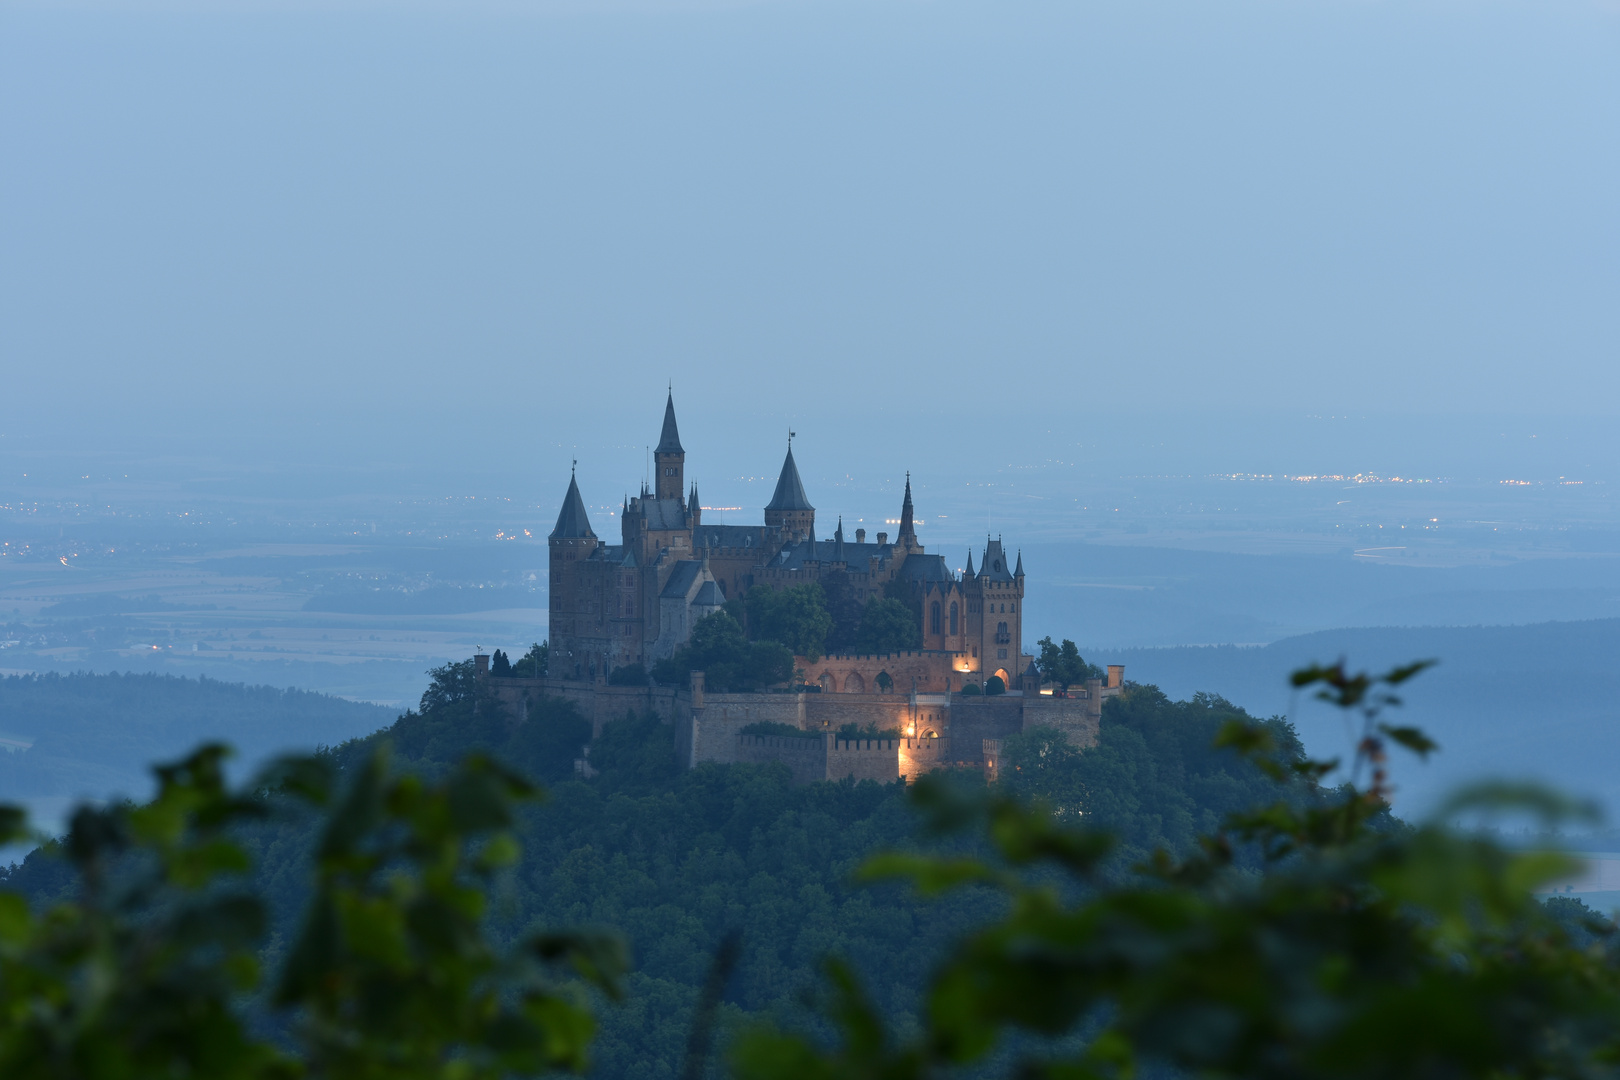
[488,390,1125,785]
[548,390,1033,694]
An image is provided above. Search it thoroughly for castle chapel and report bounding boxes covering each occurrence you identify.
[548,393,1034,691]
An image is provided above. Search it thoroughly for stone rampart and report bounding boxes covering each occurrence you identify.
[946,696,1026,766]
[1022,692,1108,750]
[496,669,1124,778]
[898,736,951,780]
[826,736,901,783]
[736,734,827,784]
[485,677,681,738]
[681,692,807,767]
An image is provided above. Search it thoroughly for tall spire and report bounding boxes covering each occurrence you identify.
[656,390,683,454]
[897,471,916,544]
[834,516,846,562]
[1014,550,1025,578]
[549,464,595,540]
[964,548,976,578]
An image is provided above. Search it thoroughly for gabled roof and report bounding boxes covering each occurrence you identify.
[766,445,814,512]
[639,497,689,531]
[693,580,725,607]
[656,392,684,455]
[694,524,766,549]
[897,553,952,584]
[549,472,595,540]
[660,560,706,599]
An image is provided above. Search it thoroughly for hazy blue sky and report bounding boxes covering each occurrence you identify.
[3,0,1616,486]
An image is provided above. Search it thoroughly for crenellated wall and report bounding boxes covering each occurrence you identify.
[898,736,951,780]
[482,665,1123,785]
[826,736,901,783]
[736,734,827,784]
[484,676,682,738]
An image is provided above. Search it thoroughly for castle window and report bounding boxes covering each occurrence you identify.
[1010,603,1015,613]
[949,602,958,635]
[930,601,941,635]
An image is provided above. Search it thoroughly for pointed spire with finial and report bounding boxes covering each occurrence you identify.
[549,461,595,540]
[964,548,976,578]
[834,516,846,562]
[897,471,916,545]
[766,437,813,512]
[656,387,683,455]
[1014,550,1024,578]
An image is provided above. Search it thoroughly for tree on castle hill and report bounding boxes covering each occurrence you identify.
[819,575,867,654]
[741,583,833,661]
[1037,635,1104,692]
[651,611,794,692]
[510,640,548,678]
[851,596,922,655]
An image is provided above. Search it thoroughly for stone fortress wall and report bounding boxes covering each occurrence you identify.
[483,655,1126,786]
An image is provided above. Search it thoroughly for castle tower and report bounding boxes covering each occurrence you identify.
[896,473,918,552]
[764,438,815,539]
[654,391,685,502]
[968,536,1023,687]
[548,465,602,680]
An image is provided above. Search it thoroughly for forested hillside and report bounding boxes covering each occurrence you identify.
[2,663,1300,1079]
[0,672,395,804]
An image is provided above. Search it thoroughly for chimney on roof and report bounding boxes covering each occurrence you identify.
[855,528,865,543]
[877,532,888,546]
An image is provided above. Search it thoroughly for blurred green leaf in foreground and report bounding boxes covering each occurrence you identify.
[0,743,625,1080]
[733,659,1620,1080]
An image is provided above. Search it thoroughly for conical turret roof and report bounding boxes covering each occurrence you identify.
[549,469,596,540]
[766,444,814,511]
[655,391,684,454]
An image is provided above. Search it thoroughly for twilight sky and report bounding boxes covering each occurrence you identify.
[2,0,1616,486]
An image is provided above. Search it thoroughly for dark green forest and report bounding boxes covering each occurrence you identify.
[1,661,1303,1078]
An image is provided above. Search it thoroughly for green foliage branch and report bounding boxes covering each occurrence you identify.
[1036,636,1104,692]
[0,742,626,1080]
